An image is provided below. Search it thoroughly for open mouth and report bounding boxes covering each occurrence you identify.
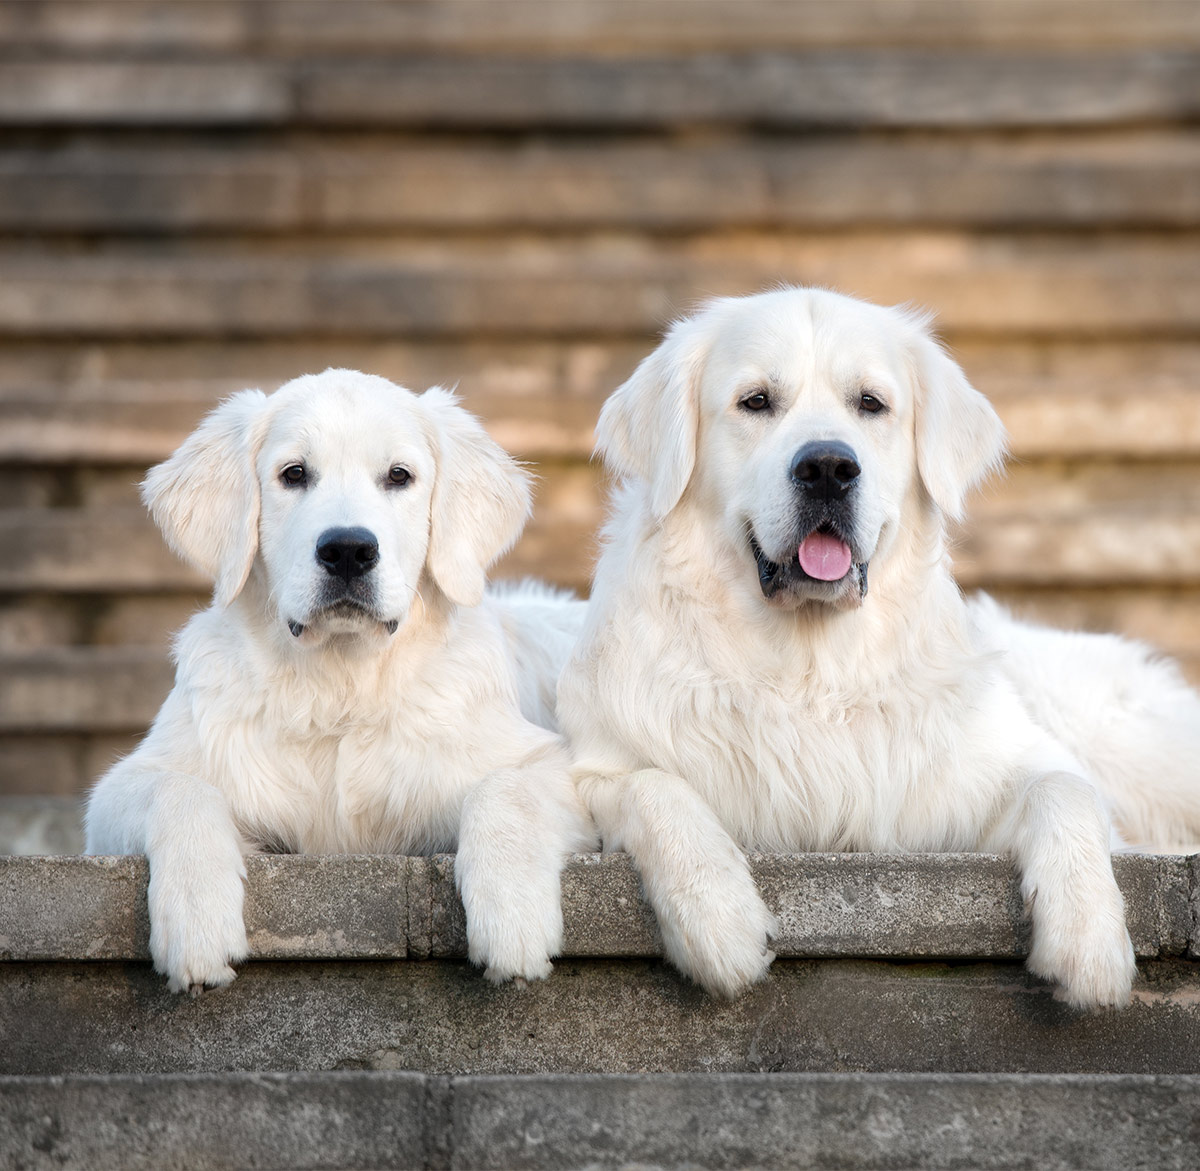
[750,525,868,601]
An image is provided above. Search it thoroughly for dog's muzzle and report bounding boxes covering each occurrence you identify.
[750,441,869,605]
[286,525,398,638]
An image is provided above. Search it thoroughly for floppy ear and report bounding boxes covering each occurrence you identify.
[909,323,1008,521]
[422,387,533,608]
[596,314,708,520]
[141,389,269,607]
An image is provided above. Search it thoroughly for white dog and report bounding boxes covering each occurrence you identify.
[86,369,595,993]
[558,287,1200,1010]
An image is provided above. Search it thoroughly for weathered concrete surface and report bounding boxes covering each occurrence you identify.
[2,1071,1198,1171]
[0,855,151,960]
[1,852,1194,961]
[243,854,409,959]
[1190,854,1200,960]
[764,852,1193,958]
[452,1072,1200,1171]
[0,796,83,856]
[4,958,1200,1077]
[0,854,412,962]
[0,1071,433,1171]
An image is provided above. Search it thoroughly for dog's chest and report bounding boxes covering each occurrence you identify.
[617,630,1005,852]
[213,697,494,854]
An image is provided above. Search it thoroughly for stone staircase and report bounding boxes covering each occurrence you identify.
[3,5,1200,1163]
[2,847,1198,1169]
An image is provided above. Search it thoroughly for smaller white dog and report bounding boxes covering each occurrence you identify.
[85,369,595,993]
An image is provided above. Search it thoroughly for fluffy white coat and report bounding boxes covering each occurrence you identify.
[86,369,595,993]
[558,288,1200,1010]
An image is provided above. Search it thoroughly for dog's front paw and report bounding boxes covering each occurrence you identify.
[465,899,560,986]
[1026,894,1136,1010]
[655,867,777,999]
[460,864,562,986]
[148,864,249,995]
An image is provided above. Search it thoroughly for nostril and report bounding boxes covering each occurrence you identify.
[354,543,379,566]
[835,459,861,483]
[794,460,820,484]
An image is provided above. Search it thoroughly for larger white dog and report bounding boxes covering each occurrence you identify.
[86,369,595,993]
[558,287,1200,1010]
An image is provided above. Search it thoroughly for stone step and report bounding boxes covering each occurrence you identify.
[4,135,1199,234]
[3,52,1199,130]
[8,370,1200,466]
[2,854,1198,1077]
[3,853,1192,963]
[4,1,1196,55]
[2,1071,1199,1171]
[9,955,1200,1079]
[4,238,1200,339]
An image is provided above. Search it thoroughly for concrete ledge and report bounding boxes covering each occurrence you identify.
[0,852,1194,962]
[7,956,1200,1077]
[2,1072,1199,1170]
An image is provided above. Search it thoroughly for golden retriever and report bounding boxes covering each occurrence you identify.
[559,287,1200,1009]
[86,369,595,993]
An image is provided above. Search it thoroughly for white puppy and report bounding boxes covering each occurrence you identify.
[86,369,595,993]
[559,287,1200,1010]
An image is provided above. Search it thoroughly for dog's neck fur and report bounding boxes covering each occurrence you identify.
[210,567,460,734]
[606,487,982,710]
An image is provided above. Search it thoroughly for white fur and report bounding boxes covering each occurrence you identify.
[560,287,1200,1010]
[86,369,595,994]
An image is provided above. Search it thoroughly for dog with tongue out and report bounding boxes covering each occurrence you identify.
[560,286,1200,1014]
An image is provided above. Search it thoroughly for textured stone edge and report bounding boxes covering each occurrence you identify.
[1189,853,1200,961]
[2,1072,1200,1171]
[0,851,1195,963]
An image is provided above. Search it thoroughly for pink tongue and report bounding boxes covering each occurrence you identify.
[798,532,853,581]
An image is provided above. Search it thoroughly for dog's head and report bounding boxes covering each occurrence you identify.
[143,369,531,644]
[598,287,1006,610]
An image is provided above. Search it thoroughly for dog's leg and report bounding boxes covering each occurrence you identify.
[456,745,595,984]
[991,770,1136,1010]
[87,765,249,994]
[579,767,777,998]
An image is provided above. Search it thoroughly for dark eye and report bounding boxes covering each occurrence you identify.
[280,463,307,487]
[858,393,886,415]
[739,390,771,413]
[387,466,411,487]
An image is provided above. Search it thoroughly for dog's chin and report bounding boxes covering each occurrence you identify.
[749,533,869,612]
[286,600,401,643]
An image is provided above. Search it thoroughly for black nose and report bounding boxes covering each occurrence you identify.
[790,441,861,499]
[315,526,379,580]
